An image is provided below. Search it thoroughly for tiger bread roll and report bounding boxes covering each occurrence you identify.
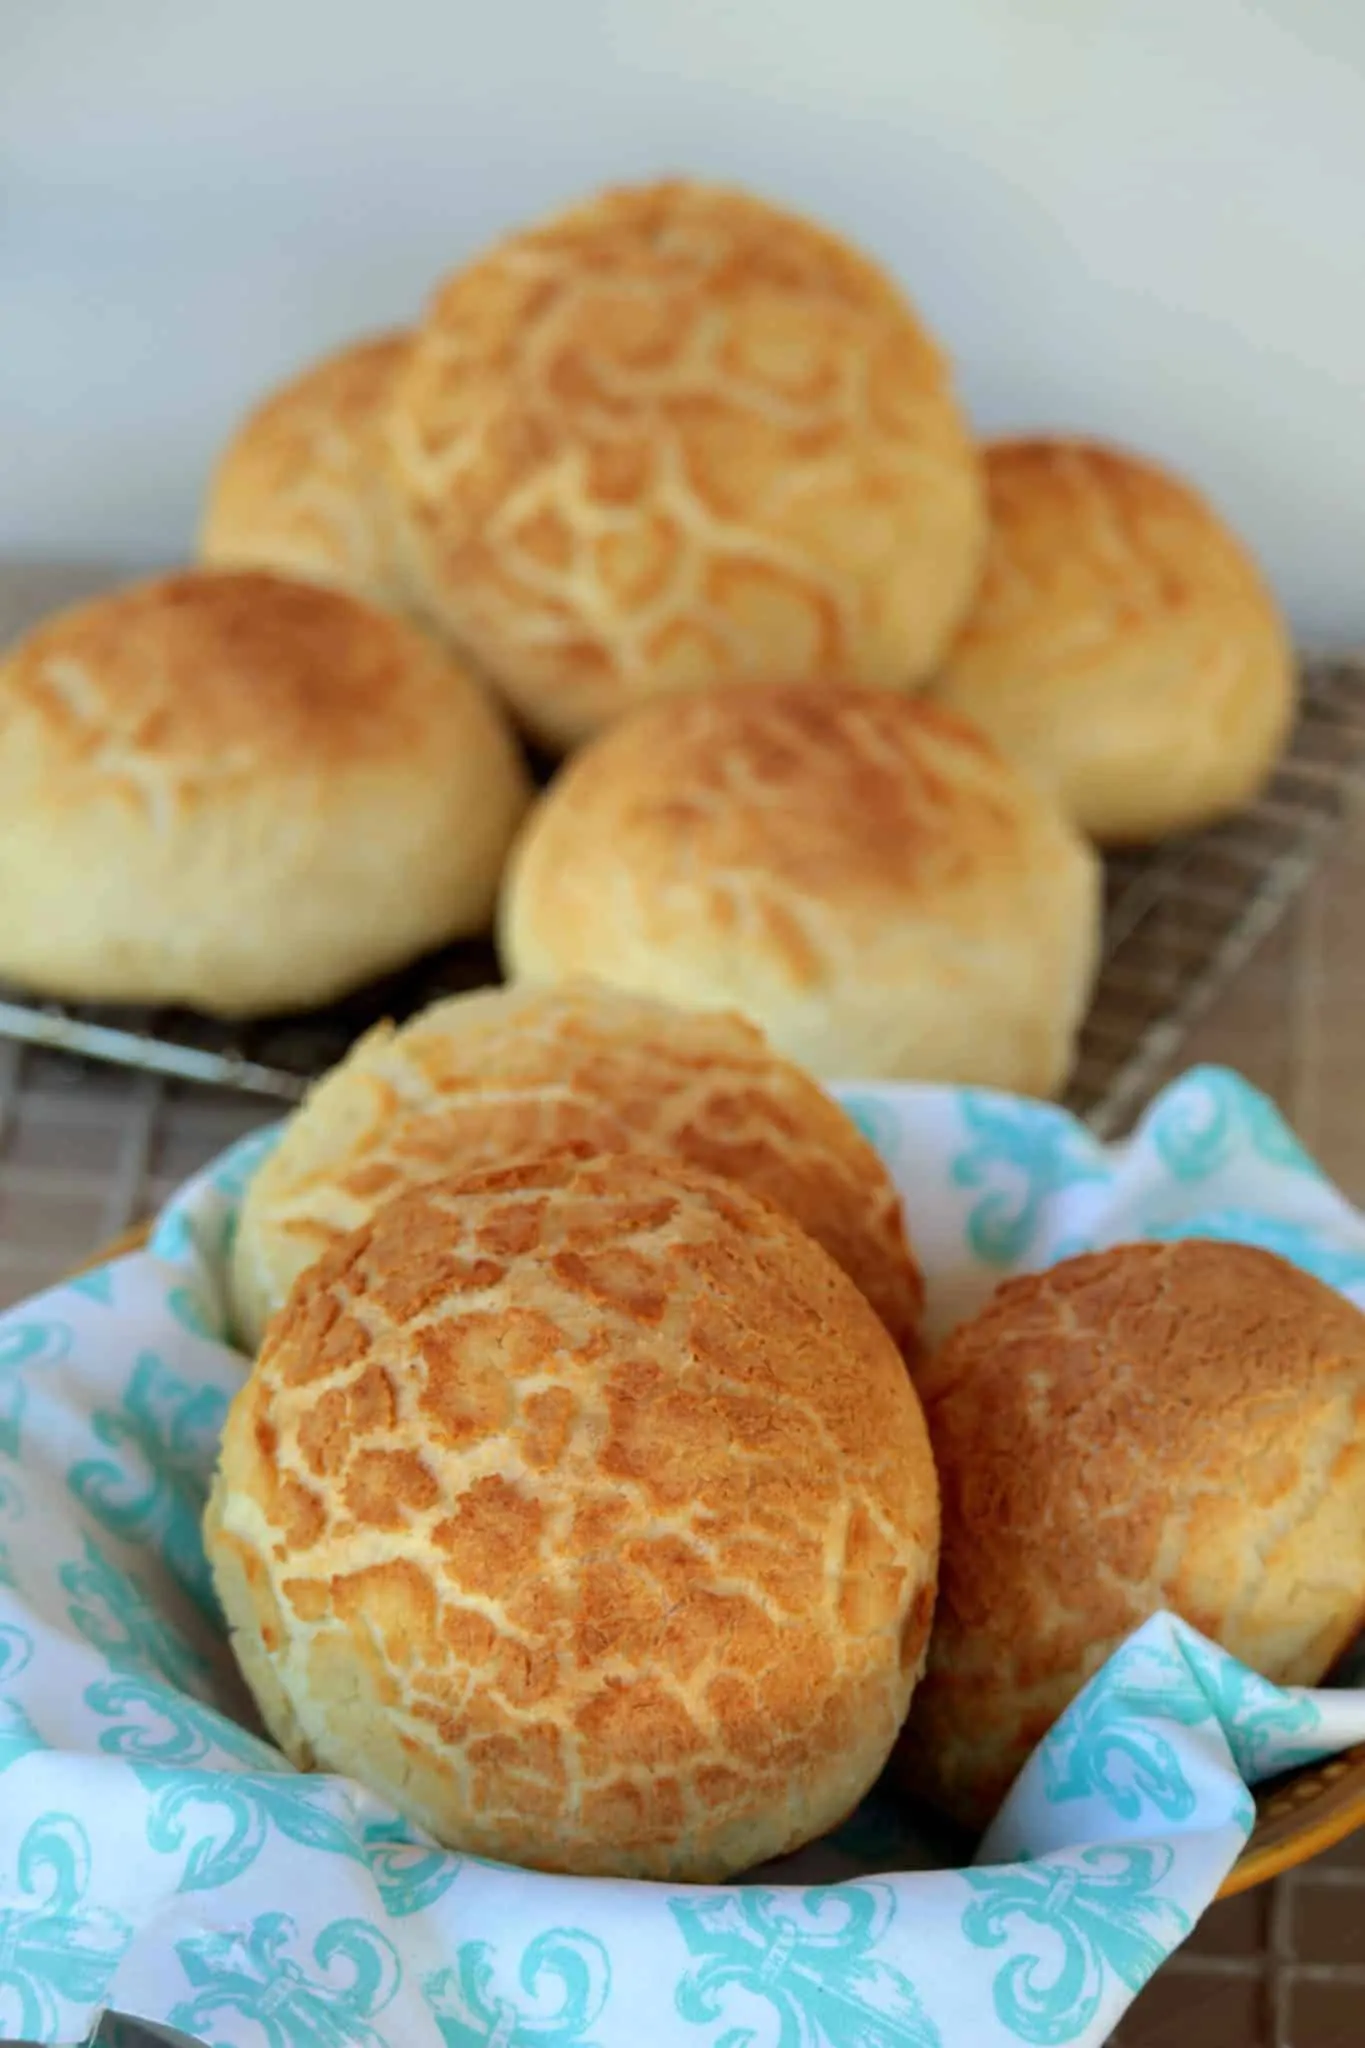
[932,438,1295,843]
[900,1239,1365,1831]
[206,1148,940,1881]
[200,332,412,614]
[384,177,986,749]
[229,977,923,1362]
[0,571,531,1016]
[499,685,1101,1095]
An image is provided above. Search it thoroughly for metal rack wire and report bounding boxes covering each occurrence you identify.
[1,657,1363,1135]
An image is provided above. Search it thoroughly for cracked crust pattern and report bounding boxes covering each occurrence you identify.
[932,438,1295,844]
[899,1239,1365,1830]
[499,684,1101,1092]
[207,1149,939,1881]
[229,979,924,1363]
[201,332,413,614]
[0,570,531,1014]
[385,179,986,748]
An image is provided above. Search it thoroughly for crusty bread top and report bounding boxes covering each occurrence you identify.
[906,1239,1365,1826]
[200,333,410,605]
[229,977,923,1357]
[0,568,482,795]
[952,438,1283,651]
[933,437,1294,840]
[0,567,533,1018]
[501,684,1092,979]
[385,178,985,746]
[209,1148,939,1879]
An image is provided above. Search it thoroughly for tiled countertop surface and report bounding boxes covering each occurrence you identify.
[1,565,1362,2045]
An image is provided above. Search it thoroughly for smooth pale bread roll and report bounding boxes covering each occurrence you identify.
[230,978,924,1359]
[200,333,411,613]
[901,1240,1365,1830]
[385,178,986,749]
[499,685,1102,1095]
[933,438,1295,843]
[206,1149,940,1881]
[0,571,531,1016]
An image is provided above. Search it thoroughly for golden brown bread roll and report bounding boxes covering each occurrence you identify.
[498,684,1102,1094]
[901,1239,1365,1830]
[932,437,1295,843]
[385,178,986,749]
[229,977,924,1359]
[0,570,532,1016]
[206,1149,940,1881]
[200,333,412,612]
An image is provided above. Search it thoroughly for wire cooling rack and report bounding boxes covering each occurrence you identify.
[1,656,1364,1134]
[1065,656,1365,1137]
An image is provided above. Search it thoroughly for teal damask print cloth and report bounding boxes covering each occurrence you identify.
[0,1065,1364,2046]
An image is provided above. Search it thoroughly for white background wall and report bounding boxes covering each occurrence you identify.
[3,0,1362,644]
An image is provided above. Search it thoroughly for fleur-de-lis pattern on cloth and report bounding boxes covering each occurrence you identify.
[168,1911,401,2047]
[0,1482,42,1776]
[0,1813,131,2040]
[84,1673,283,1770]
[1169,1631,1325,1781]
[1039,1643,1214,1824]
[672,1884,942,2048]
[362,1821,465,1919]
[0,1694,46,1776]
[1035,1622,1326,1835]
[60,1533,210,1697]
[1146,1065,1326,1183]
[962,1847,1190,2046]
[145,1769,374,1894]
[67,1263,117,1308]
[948,1094,1110,1266]
[0,1076,1359,2048]
[0,1470,25,1590]
[0,1316,71,1459]
[68,1350,228,1620]
[980,1619,1325,1879]
[0,1598,42,1779]
[425,1928,611,2047]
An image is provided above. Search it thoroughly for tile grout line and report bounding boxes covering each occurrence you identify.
[1268,1865,1298,2047]
[1166,1953,1365,1984]
[1289,1864,1365,1889]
